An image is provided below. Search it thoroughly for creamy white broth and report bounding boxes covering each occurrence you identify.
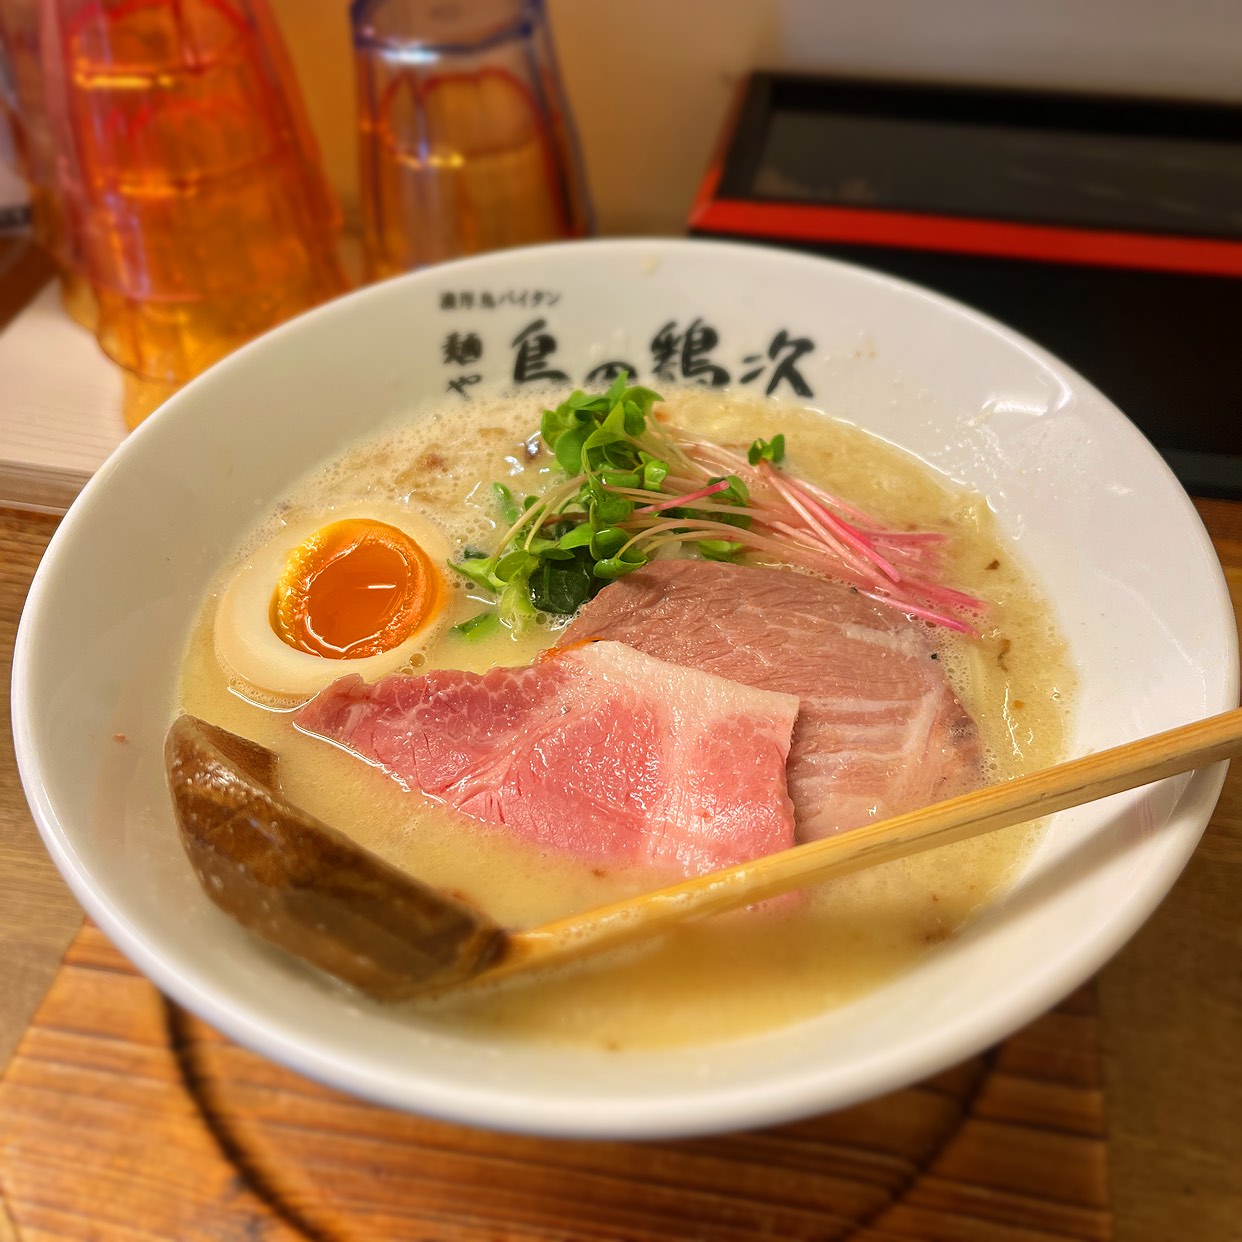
[179,389,1075,1049]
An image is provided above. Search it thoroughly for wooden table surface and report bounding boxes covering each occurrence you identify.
[1,249,1240,1239]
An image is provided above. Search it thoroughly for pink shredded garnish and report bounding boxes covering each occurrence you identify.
[863,528,948,545]
[797,476,887,527]
[758,462,901,583]
[634,478,729,516]
[634,423,988,634]
[899,577,988,612]
[765,519,888,589]
[859,590,978,636]
[763,501,883,585]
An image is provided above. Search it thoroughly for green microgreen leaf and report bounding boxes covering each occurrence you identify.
[747,434,786,466]
[582,402,630,453]
[598,469,641,488]
[495,549,537,583]
[603,371,629,408]
[623,385,661,421]
[698,539,744,561]
[526,536,575,560]
[556,523,596,550]
[592,493,633,526]
[640,455,669,489]
[450,555,500,591]
[594,548,648,579]
[620,400,645,436]
[540,378,664,476]
[554,423,592,474]
[589,526,629,558]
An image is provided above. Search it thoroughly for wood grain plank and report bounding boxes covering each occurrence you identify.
[1097,850,1242,1242]
[971,1072,1106,1138]
[862,1202,1097,1242]
[62,922,133,972]
[1098,494,1242,1242]
[0,923,1112,1241]
[930,1120,1108,1208]
[0,961,303,1241]
[0,509,83,1077]
[906,1177,1109,1239]
[992,1011,1103,1089]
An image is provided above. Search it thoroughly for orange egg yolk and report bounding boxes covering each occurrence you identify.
[270,519,441,659]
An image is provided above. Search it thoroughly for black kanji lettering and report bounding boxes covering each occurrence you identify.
[739,352,765,384]
[763,330,814,397]
[441,331,483,366]
[447,373,482,396]
[512,319,568,384]
[650,318,729,387]
[651,321,680,382]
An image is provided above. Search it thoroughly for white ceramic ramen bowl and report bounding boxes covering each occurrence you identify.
[13,239,1238,1139]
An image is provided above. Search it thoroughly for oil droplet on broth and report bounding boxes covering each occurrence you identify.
[178,387,1076,1049]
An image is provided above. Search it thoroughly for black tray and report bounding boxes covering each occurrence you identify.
[691,74,1242,499]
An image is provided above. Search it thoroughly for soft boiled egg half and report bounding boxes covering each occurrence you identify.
[214,504,451,704]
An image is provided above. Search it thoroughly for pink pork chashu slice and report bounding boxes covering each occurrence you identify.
[559,560,984,841]
[295,639,800,877]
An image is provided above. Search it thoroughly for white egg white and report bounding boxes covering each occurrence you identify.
[213,503,452,706]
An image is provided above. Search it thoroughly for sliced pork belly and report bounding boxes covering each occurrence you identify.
[296,640,800,876]
[560,561,983,841]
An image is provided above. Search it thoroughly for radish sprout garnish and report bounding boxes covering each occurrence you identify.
[451,374,985,635]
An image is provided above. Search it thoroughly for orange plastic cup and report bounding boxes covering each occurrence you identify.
[41,0,347,385]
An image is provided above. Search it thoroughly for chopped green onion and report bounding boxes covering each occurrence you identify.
[452,611,501,641]
[491,482,520,525]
